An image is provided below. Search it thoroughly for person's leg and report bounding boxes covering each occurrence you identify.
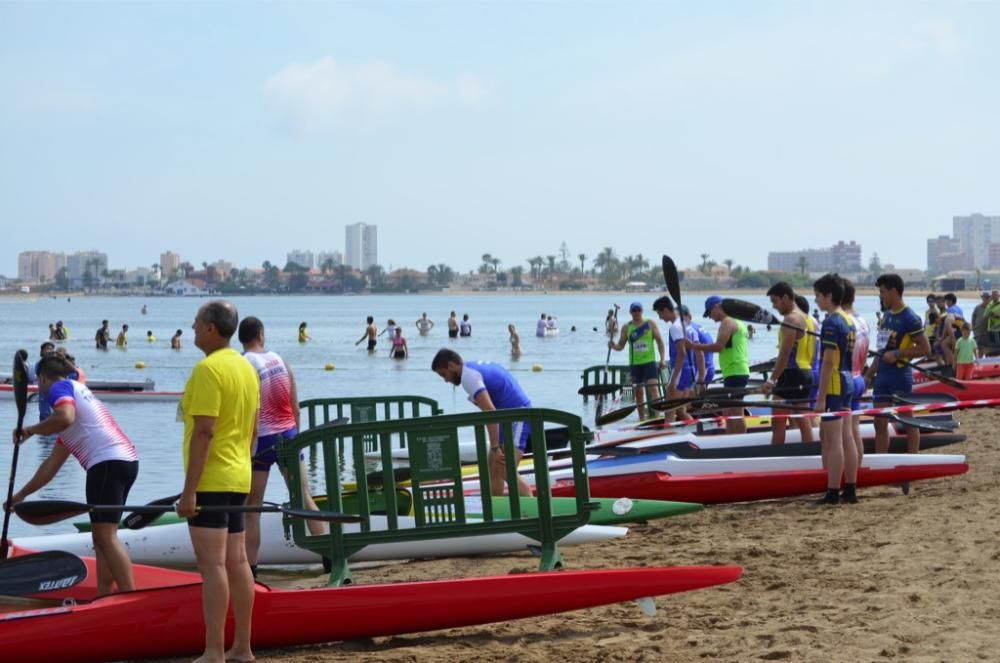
[90,522,135,596]
[770,408,788,445]
[821,417,844,491]
[188,525,230,663]
[280,460,328,538]
[511,448,533,497]
[633,377,647,421]
[224,528,255,663]
[245,470,269,567]
[643,377,660,419]
[489,451,507,496]
[724,405,746,434]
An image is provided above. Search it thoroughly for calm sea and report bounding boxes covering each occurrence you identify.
[0,291,977,537]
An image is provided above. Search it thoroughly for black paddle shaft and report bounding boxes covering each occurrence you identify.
[1,351,29,559]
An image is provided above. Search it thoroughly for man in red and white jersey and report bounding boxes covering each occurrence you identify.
[8,354,139,596]
[238,316,327,574]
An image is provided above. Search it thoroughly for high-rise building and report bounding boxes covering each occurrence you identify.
[767,241,862,274]
[345,223,378,270]
[286,250,315,270]
[160,251,181,281]
[17,251,63,283]
[66,251,108,288]
[953,213,1000,270]
[926,235,966,275]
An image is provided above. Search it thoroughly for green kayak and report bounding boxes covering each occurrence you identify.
[74,492,701,532]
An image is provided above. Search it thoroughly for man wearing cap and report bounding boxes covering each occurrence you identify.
[681,295,751,433]
[986,290,1000,354]
[609,301,667,421]
[972,291,991,358]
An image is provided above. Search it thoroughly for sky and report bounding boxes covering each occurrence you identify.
[2,1,999,277]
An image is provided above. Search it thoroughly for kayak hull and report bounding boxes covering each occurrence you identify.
[551,463,969,504]
[913,378,1000,400]
[0,383,182,402]
[0,565,743,663]
[15,514,627,567]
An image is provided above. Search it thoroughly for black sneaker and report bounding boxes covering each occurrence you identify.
[840,491,859,504]
[813,493,840,506]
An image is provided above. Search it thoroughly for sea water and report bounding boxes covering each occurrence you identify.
[0,291,972,537]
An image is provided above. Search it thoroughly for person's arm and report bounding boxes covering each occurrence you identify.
[285,360,301,431]
[651,322,667,370]
[8,444,71,506]
[355,330,367,345]
[609,326,629,352]
[689,319,734,353]
[177,415,216,517]
[21,403,75,439]
[814,347,836,413]
[764,326,797,394]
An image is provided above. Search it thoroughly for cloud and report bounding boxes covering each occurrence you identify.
[264,56,488,133]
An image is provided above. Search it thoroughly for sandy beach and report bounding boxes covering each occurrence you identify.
[149,408,1000,663]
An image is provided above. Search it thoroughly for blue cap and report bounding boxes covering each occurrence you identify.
[703,295,723,318]
[629,301,643,311]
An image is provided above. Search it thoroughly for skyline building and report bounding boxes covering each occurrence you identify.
[317,250,343,269]
[952,213,1000,270]
[766,240,862,274]
[17,251,63,283]
[345,223,378,270]
[66,250,108,288]
[286,249,315,270]
[160,251,181,281]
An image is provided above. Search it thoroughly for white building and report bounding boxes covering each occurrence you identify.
[317,251,343,270]
[345,223,378,270]
[286,250,315,270]
[160,251,181,281]
[66,251,108,288]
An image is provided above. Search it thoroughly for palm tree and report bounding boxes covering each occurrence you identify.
[365,264,385,289]
[593,247,616,275]
[796,255,808,276]
[578,253,587,274]
[546,255,557,276]
[150,263,161,286]
[700,253,711,275]
[510,266,524,287]
[491,257,501,274]
[480,253,494,274]
[527,257,544,281]
[320,258,335,277]
[723,258,734,274]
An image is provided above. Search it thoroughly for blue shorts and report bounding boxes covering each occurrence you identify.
[253,427,303,472]
[872,372,913,406]
[850,375,866,411]
[500,421,533,453]
[675,366,696,391]
[630,362,659,384]
[824,394,848,412]
[722,375,750,389]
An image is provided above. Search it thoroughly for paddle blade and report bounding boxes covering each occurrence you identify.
[662,256,682,307]
[889,414,958,433]
[578,383,623,397]
[0,551,88,596]
[595,405,637,427]
[279,506,366,524]
[122,493,182,530]
[14,500,91,526]
[720,299,780,326]
[13,350,29,431]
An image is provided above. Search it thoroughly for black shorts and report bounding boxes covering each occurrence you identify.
[366,339,377,351]
[187,492,248,533]
[85,460,139,523]
[448,329,458,338]
[774,368,813,400]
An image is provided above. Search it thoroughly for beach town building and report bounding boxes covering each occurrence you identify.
[318,251,343,269]
[953,213,1000,270]
[66,250,108,288]
[927,235,969,276]
[345,223,378,270]
[160,251,181,281]
[767,240,862,274]
[286,250,315,269]
[17,250,64,283]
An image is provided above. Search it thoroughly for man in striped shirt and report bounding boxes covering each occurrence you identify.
[9,354,139,595]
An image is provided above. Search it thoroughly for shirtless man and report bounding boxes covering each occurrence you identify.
[415,313,435,336]
[354,316,378,352]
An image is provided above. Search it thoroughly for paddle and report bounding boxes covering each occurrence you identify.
[0,550,88,597]
[1,350,29,559]
[121,416,351,529]
[888,414,957,433]
[578,383,624,397]
[14,500,367,527]
[719,298,967,390]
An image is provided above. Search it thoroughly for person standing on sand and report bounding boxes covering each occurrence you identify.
[431,349,533,497]
[177,300,259,663]
[447,311,459,339]
[841,279,869,466]
[237,316,326,578]
[681,296,751,434]
[415,313,435,336]
[812,273,858,506]
[761,282,815,445]
[652,296,696,422]
[864,273,930,455]
[355,316,378,352]
[608,301,666,422]
[971,292,990,358]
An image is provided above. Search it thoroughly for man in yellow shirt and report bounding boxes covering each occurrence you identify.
[177,300,260,663]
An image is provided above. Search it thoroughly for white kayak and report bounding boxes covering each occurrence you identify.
[14,514,627,567]
[0,383,182,403]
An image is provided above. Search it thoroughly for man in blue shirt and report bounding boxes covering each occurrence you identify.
[864,274,931,454]
[432,349,533,496]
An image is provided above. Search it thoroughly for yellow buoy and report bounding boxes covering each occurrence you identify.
[325,363,336,371]
[531,364,543,372]
[135,361,146,369]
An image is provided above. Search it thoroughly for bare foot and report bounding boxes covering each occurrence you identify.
[224,647,255,663]
[191,654,225,663]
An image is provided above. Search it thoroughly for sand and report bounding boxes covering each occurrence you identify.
[154,408,1000,662]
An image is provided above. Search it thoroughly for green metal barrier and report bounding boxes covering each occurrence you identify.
[280,408,595,586]
[299,395,443,453]
[579,364,632,402]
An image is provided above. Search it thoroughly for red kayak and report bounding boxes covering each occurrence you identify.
[913,360,1000,383]
[551,463,968,504]
[913,378,1000,401]
[0,560,741,662]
